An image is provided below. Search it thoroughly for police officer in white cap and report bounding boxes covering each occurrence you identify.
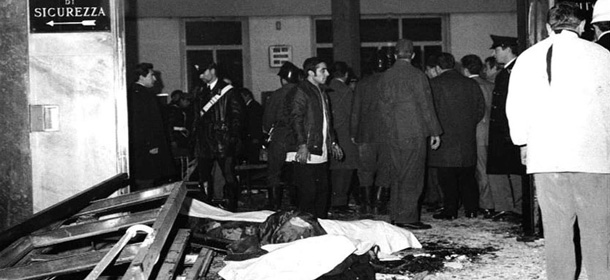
[592,0,610,50]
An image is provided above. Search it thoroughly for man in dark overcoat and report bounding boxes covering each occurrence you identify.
[328,61,358,212]
[128,63,176,191]
[428,53,485,220]
[378,39,443,230]
[192,63,245,211]
[487,35,526,220]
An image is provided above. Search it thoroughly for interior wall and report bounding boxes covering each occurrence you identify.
[136,18,183,96]
[450,13,518,63]
[135,0,515,17]
[248,16,313,102]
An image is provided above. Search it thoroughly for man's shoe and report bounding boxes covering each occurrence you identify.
[492,211,521,222]
[392,221,432,230]
[433,212,457,220]
[465,211,478,218]
[480,208,495,219]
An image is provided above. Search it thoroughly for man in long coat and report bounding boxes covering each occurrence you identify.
[378,39,442,230]
[128,63,176,191]
[428,53,485,219]
[487,35,525,220]
[192,63,245,211]
[328,61,358,212]
[461,54,495,218]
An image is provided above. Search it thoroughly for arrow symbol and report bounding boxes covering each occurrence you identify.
[46,20,97,27]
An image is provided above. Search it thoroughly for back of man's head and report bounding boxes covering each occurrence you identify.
[303,57,324,76]
[461,55,483,75]
[547,2,585,33]
[331,61,349,78]
[437,53,455,70]
[134,62,154,80]
[425,54,439,69]
[485,56,499,68]
[395,39,414,59]
[238,87,253,102]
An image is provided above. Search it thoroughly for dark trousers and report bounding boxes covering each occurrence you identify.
[197,156,239,209]
[330,169,355,207]
[293,162,329,218]
[437,166,479,216]
[387,138,426,224]
[267,138,289,187]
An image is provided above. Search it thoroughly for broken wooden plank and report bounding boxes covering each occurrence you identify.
[78,184,174,217]
[0,243,141,280]
[0,173,129,250]
[30,208,160,248]
[155,229,191,280]
[0,236,33,268]
[184,247,215,280]
[123,182,187,280]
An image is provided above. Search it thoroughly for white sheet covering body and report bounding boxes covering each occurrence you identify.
[181,198,422,280]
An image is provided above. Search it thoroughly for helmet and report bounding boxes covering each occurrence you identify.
[593,0,610,24]
[277,62,301,84]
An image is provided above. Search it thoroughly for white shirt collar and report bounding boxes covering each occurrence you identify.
[207,78,218,90]
[506,57,517,68]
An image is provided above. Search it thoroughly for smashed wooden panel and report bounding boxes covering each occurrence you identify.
[0,174,190,280]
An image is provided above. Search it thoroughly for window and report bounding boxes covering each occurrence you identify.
[315,16,446,73]
[184,19,246,90]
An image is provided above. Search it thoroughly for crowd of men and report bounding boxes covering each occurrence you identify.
[127,2,610,278]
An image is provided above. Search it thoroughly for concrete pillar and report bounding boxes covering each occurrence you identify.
[0,1,33,231]
[332,0,361,76]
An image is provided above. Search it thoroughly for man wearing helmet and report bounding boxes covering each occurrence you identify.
[592,0,610,51]
[262,61,303,210]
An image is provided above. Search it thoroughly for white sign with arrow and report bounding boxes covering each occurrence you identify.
[46,20,96,27]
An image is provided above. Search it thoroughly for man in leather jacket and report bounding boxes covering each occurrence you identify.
[285,57,343,218]
[192,63,245,211]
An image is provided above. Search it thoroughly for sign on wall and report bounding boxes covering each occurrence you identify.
[29,0,110,33]
[269,45,292,68]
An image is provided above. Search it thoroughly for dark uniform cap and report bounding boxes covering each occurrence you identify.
[489,35,518,49]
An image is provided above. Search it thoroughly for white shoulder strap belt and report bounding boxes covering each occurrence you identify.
[200,84,233,116]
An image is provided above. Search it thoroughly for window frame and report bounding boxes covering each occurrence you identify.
[314,14,449,71]
[181,17,250,91]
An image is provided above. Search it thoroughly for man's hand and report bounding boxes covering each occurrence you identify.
[331,143,344,160]
[520,146,527,166]
[430,136,441,150]
[149,147,159,154]
[295,144,310,164]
